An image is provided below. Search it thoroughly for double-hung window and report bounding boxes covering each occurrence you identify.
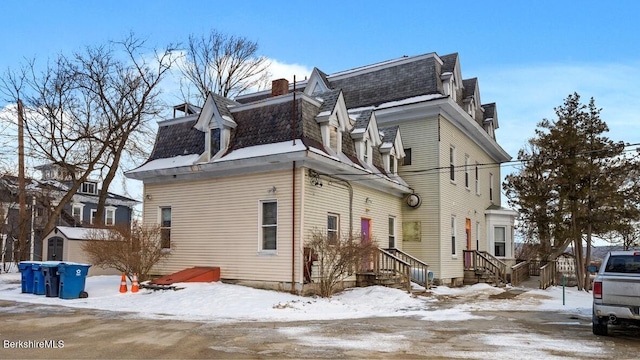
[261,201,277,252]
[105,207,116,226]
[451,215,457,255]
[494,226,506,257]
[388,216,396,248]
[327,213,339,245]
[160,207,172,249]
[449,146,456,182]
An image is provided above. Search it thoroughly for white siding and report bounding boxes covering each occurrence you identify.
[397,116,441,275]
[143,169,303,284]
[302,170,404,248]
[438,115,501,282]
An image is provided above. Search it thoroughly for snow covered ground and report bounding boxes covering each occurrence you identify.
[0,271,593,323]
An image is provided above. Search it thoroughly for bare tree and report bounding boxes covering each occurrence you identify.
[178,29,271,103]
[306,230,377,297]
[81,223,170,281]
[70,35,176,224]
[0,34,176,244]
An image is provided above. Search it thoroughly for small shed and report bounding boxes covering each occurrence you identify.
[41,226,121,276]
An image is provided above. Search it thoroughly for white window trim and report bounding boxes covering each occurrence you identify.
[451,215,457,257]
[105,206,117,226]
[475,221,480,251]
[464,155,470,189]
[475,163,481,195]
[90,209,97,225]
[449,146,456,183]
[328,213,339,244]
[72,203,84,222]
[388,216,396,248]
[489,173,495,202]
[160,206,172,250]
[494,226,506,257]
[259,199,278,254]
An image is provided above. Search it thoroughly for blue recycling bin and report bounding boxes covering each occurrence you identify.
[57,263,91,299]
[32,263,46,295]
[41,262,62,297]
[18,261,36,293]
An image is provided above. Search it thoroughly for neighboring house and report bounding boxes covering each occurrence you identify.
[0,163,137,262]
[41,226,121,276]
[126,51,517,289]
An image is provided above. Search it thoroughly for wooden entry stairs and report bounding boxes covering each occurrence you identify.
[463,250,507,286]
[356,248,430,292]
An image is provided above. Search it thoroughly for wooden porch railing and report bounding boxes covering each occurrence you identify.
[463,250,507,284]
[539,261,557,290]
[510,260,530,286]
[385,248,430,289]
[373,248,411,292]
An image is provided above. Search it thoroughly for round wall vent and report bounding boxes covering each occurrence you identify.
[406,194,422,208]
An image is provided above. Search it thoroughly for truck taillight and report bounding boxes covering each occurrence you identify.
[593,281,602,299]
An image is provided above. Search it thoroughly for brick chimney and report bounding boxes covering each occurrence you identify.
[271,78,289,97]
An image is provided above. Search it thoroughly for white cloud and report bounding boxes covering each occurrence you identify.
[266,58,313,83]
[479,62,640,162]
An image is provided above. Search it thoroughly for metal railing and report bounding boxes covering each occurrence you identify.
[385,248,430,289]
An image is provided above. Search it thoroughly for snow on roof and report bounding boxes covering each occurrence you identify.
[56,226,112,240]
[217,140,307,162]
[127,154,200,174]
[376,93,445,110]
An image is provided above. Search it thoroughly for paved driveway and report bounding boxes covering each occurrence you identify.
[1,299,639,359]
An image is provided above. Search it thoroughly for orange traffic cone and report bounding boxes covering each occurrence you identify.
[119,273,128,293]
[131,273,139,293]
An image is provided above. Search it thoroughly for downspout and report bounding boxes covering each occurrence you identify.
[291,76,297,293]
[291,161,296,293]
[319,174,353,237]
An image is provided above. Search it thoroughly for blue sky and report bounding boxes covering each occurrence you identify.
[1,0,639,199]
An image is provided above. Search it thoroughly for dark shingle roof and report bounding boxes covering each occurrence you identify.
[148,119,204,160]
[482,103,496,120]
[328,55,442,108]
[440,53,458,73]
[212,93,240,119]
[316,89,341,113]
[380,126,399,143]
[462,78,477,99]
[354,109,373,130]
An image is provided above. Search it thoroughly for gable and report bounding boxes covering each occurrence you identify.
[304,68,330,96]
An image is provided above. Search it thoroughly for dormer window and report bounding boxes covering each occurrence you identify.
[390,155,396,174]
[210,128,221,158]
[329,126,339,151]
[363,139,370,164]
[80,182,97,195]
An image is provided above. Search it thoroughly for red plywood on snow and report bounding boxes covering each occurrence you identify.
[151,267,220,285]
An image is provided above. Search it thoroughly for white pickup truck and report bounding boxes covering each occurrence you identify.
[592,250,640,336]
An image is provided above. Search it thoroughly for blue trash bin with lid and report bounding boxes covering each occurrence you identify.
[41,262,62,297]
[57,262,91,299]
[32,263,46,295]
[18,261,36,293]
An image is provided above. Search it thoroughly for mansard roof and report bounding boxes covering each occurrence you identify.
[462,78,477,99]
[482,102,498,127]
[327,54,443,108]
[149,118,204,161]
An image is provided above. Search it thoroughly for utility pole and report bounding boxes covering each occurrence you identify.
[17,99,27,262]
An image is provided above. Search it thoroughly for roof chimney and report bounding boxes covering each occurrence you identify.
[271,78,289,97]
